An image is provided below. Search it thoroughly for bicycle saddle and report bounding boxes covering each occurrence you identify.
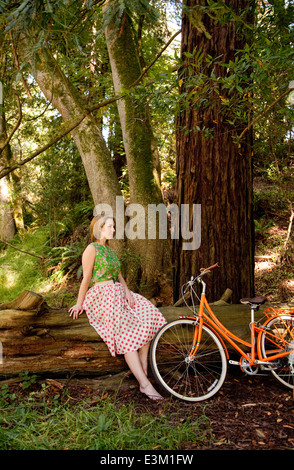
[240,296,267,306]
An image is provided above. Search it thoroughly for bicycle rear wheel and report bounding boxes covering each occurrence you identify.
[149,318,227,402]
[260,314,294,390]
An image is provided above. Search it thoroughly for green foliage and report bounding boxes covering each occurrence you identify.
[254,218,275,239]
[20,136,92,243]
[0,382,212,450]
[254,187,289,218]
[18,371,38,390]
[0,212,89,302]
[102,0,160,28]
[3,0,91,36]
[0,228,50,302]
[176,0,293,149]
[40,200,93,283]
[45,240,85,283]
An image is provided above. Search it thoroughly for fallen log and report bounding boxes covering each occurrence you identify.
[0,290,45,312]
[210,288,233,306]
[0,307,126,377]
[173,287,233,307]
[0,291,266,378]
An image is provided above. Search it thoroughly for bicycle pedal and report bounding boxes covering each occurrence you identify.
[229,360,240,366]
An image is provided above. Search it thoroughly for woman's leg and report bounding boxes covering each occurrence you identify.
[138,342,150,376]
[124,350,163,400]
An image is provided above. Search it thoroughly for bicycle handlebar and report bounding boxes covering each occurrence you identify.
[194,262,220,282]
[183,263,220,294]
[185,263,220,290]
[200,263,220,274]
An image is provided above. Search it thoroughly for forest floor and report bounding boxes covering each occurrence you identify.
[80,372,293,451]
[253,176,294,304]
[62,369,294,451]
[5,365,294,452]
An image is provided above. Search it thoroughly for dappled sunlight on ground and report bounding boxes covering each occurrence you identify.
[277,278,294,303]
[255,259,276,273]
[254,256,294,304]
[268,225,288,237]
[0,266,19,290]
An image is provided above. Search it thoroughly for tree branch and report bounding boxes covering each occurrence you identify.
[10,31,32,99]
[239,86,294,139]
[129,29,181,89]
[0,111,86,178]
[0,238,45,260]
[0,28,181,179]
[0,94,123,178]
[0,87,22,155]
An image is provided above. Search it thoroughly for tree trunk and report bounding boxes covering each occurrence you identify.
[4,127,25,233]
[0,178,15,240]
[8,169,25,233]
[103,4,171,296]
[103,5,162,200]
[0,95,15,240]
[174,0,255,303]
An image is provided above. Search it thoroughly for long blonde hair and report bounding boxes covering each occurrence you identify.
[90,215,115,243]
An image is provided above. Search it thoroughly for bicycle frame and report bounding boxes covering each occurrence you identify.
[184,276,294,368]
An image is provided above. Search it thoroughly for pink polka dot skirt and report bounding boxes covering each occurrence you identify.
[83,282,167,357]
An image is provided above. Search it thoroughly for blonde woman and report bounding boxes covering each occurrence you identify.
[69,215,166,400]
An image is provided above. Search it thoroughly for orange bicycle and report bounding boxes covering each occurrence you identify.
[149,263,294,402]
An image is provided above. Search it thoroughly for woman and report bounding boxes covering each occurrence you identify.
[69,214,166,400]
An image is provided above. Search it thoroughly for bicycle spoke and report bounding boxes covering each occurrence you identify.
[150,319,227,402]
[260,315,294,390]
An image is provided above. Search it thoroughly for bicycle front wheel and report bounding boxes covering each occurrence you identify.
[149,318,227,402]
[260,314,294,390]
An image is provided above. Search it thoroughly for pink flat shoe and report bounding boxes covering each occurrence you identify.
[140,390,164,401]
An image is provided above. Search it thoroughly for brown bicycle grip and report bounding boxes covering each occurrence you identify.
[205,263,220,272]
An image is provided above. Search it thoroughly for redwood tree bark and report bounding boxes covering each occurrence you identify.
[174,0,255,303]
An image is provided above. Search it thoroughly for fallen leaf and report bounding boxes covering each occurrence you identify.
[256,429,266,439]
[45,379,64,390]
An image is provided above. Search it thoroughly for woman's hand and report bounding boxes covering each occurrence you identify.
[68,304,84,320]
[118,272,136,309]
[125,289,135,309]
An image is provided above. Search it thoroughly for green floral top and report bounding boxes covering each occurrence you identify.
[91,242,120,283]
